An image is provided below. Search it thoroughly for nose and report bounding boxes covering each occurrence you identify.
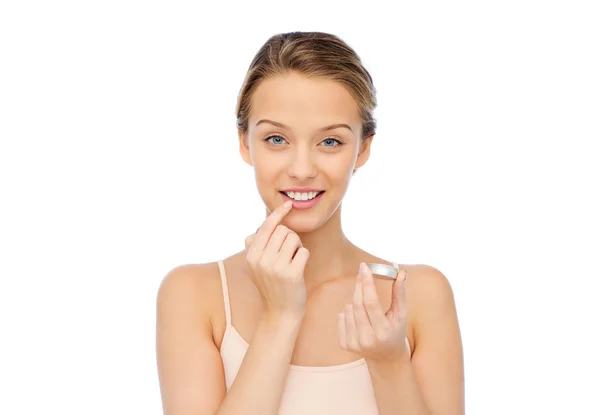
[287,147,317,180]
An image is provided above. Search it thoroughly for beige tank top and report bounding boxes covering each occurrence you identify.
[217,260,412,414]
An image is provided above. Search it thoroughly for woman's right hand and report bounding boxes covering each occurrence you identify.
[244,200,310,319]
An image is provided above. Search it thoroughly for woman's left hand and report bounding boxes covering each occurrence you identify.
[338,262,409,362]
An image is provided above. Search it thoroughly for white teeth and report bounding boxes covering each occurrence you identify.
[285,191,321,201]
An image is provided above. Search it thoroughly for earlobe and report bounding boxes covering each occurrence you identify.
[238,129,253,166]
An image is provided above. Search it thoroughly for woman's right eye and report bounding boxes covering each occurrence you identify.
[265,135,287,145]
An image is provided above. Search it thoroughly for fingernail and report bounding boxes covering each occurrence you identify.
[360,263,368,277]
[284,200,293,208]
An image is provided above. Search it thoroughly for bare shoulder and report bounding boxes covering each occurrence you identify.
[158,261,222,289]
[401,264,465,413]
[156,262,228,414]
[403,264,458,330]
[157,262,223,318]
[404,264,456,308]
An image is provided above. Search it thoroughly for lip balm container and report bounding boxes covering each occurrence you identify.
[365,263,399,280]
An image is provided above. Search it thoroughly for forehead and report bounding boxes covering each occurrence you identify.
[248,71,361,130]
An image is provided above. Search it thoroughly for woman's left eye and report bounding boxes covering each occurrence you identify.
[321,138,342,147]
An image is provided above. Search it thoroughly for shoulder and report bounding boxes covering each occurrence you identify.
[156,263,231,412]
[405,264,455,305]
[157,262,223,299]
[404,264,459,333]
[156,262,224,326]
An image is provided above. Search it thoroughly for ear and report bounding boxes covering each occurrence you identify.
[354,135,373,172]
[238,128,253,167]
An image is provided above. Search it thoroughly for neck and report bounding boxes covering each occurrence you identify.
[268,205,357,288]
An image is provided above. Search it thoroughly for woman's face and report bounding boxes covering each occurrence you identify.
[239,71,372,232]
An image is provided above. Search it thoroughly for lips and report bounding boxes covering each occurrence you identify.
[280,191,325,210]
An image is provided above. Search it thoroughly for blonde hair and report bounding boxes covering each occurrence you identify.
[235,31,377,140]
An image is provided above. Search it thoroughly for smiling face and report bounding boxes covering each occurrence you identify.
[239,71,373,232]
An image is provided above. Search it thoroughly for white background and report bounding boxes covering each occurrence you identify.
[1,1,599,414]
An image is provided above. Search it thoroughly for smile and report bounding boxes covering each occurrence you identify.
[282,191,324,201]
[279,191,325,210]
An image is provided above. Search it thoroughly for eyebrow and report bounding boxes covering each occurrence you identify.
[255,119,354,133]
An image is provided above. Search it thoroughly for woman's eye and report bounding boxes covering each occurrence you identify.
[265,135,342,147]
[265,135,287,145]
[321,138,342,147]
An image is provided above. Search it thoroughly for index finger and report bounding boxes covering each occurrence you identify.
[253,200,293,250]
[361,265,390,329]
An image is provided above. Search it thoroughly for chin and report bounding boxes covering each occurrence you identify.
[280,215,322,234]
[281,218,321,234]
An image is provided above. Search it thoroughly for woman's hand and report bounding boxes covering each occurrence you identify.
[244,200,310,319]
[338,262,409,362]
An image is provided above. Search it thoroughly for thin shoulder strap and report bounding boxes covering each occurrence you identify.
[217,260,232,327]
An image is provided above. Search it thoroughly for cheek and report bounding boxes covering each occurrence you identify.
[253,151,284,181]
[317,151,355,180]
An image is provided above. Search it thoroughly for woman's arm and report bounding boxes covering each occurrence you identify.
[156,264,227,415]
[157,263,304,415]
[218,201,309,414]
[367,354,431,414]
[367,265,465,415]
[217,312,302,415]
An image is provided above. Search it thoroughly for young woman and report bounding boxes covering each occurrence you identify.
[156,31,464,415]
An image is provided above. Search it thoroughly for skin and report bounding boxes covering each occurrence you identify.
[156,71,465,414]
